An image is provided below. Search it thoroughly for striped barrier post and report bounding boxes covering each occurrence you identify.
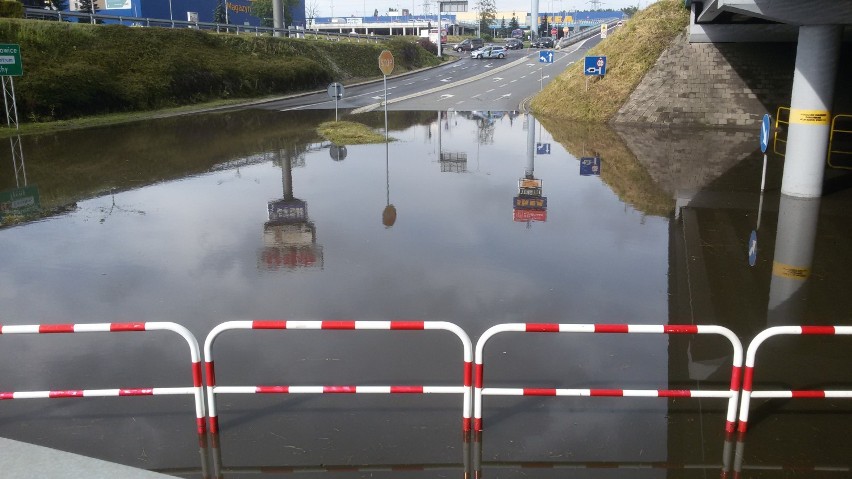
[0,322,206,434]
[203,320,473,434]
[737,325,852,434]
[474,324,743,434]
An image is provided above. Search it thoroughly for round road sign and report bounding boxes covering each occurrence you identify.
[327,82,344,100]
[378,50,394,76]
[329,145,347,161]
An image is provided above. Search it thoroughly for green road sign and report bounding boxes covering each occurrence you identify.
[0,44,22,77]
[0,185,40,220]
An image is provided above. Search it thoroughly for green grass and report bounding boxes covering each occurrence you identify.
[530,0,689,122]
[317,120,390,144]
[0,19,440,123]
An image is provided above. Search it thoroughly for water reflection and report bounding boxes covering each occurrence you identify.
[1,109,851,476]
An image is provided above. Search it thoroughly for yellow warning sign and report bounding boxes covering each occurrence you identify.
[772,261,811,280]
[789,108,830,125]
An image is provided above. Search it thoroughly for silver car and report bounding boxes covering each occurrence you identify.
[471,46,507,60]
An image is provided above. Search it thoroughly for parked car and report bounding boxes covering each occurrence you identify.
[471,46,507,60]
[531,36,555,48]
[454,38,484,52]
[504,38,524,50]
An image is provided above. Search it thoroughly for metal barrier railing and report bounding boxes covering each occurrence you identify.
[828,114,852,169]
[203,320,473,434]
[474,323,743,433]
[23,9,389,43]
[0,322,206,434]
[737,325,852,434]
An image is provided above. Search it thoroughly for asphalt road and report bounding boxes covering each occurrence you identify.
[253,33,603,113]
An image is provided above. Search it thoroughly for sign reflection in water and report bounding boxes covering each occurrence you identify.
[259,150,324,270]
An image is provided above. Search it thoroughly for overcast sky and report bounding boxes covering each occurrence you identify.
[315,0,656,18]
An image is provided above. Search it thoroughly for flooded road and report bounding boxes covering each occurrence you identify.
[1,109,851,477]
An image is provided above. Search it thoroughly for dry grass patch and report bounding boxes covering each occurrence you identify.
[530,0,688,122]
[317,120,390,144]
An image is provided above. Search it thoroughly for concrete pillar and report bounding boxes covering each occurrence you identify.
[767,195,820,326]
[531,0,539,39]
[780,25,842,198]
[272,0,283,36]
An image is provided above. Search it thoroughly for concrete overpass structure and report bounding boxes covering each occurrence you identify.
[687,1,852,198]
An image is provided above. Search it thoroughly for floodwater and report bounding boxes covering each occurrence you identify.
[1,109,851,478]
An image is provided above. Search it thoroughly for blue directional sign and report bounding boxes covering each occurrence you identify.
[760,114,771,153]
[580,157,601,176]
[539,50,554,64]
[584,55,607,76]
[748,230,758,267]
[536,143,551,155]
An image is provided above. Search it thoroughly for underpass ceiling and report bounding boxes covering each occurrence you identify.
[697,0,852,25]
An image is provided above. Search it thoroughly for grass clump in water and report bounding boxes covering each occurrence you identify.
[317,121,389,144]
[530,0,688,122]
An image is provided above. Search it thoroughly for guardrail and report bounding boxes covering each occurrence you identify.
[2,321,851,442]
[23,9,389,42]
[473,323,743,433]
[0,322,207,434]
[202,320,473,434]
[737,325,852,434]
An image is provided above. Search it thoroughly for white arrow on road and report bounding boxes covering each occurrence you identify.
[500,93,512,98]
[437,94,455,101]
[440,77,453,82]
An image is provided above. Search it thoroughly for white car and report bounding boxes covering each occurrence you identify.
[471,46,507,60]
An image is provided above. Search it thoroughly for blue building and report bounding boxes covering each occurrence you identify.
[82,0,306,27]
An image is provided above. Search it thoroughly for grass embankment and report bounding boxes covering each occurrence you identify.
[537,117,674,217]
[0,19,439,126]
[530,0,688,122]
[317,120,390,144]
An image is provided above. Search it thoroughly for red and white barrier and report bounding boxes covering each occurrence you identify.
[474,324,743,433]
[737,325,852,434]
[203,320,473,433]
[0,322,206,434]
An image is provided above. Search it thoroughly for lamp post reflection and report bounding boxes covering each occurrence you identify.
[258,149,324,271]
[383,121,396,227]
[513,114,547,225]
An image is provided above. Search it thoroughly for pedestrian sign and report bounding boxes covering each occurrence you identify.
[539,50,554,64]
[584,56,606,76]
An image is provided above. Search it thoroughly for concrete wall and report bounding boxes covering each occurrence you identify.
[613,32,852,128]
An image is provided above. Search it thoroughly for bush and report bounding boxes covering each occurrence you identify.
[0,1,23,18]
[416,37,437,55]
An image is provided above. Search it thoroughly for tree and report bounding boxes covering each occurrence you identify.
[475,0,496,37]
[306,0,320,25]
[77,0,93,13]
[539,15,549,37]
[621,5,639,17]
[253,0,273,27]
[252,0,301,28]
[509,14,520,31]
[499,17,506,37]
[213,0,227,23]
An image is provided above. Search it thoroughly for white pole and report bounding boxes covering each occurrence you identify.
[760,153,768,192]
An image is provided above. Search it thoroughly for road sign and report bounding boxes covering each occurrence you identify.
[513,196,547,209]
[0,44,23,76]
[584,56,606,76]
[601,23,608,39]
[378,50,394,76]
[0,185,39,219]
[536,143,551,155]
[550,27,557,36]
[327,82,344,100]
[748,230,758,267]
[580,157,601,176]
[760,113,771,153]
[329,145,347,161]
[538,50,554,64]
